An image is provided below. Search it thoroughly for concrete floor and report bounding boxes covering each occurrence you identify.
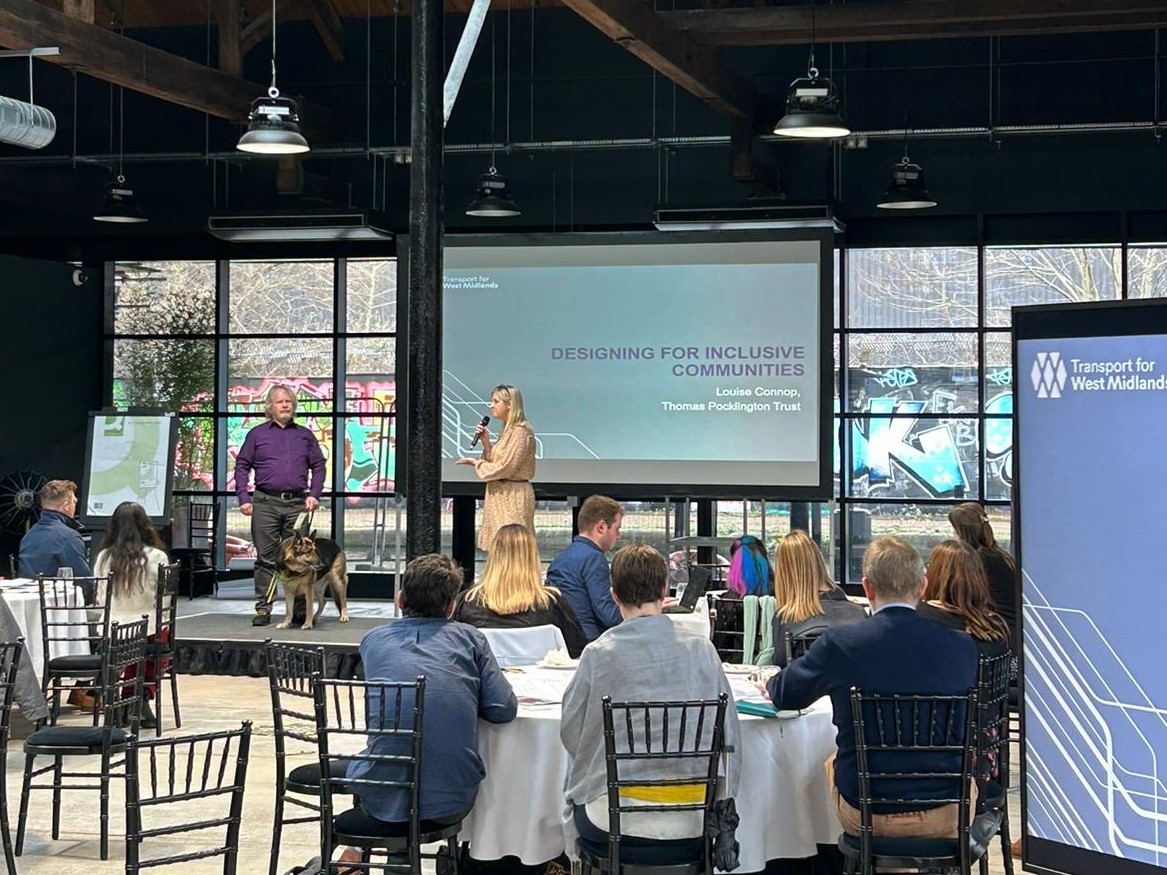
[4,674,1024,875]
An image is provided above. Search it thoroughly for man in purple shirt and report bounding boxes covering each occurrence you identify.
[234,385,326,626]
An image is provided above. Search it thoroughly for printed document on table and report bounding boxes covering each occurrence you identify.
[505,673,570,704]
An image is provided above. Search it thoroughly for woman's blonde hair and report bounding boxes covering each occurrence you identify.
[492,384,527,430]
[463,524,553,614]
[924,540,1010,642]
[774,530,833,624]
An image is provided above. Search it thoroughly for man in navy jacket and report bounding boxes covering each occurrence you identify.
[18,479,90,579]
[545,495,623,642]
[768,536,977,838]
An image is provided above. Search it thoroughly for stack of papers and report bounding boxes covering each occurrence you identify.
[505,672,569,706]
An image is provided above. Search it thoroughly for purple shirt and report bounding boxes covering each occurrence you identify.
[234,419,326,505]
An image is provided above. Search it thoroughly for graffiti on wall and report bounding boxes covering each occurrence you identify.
[157,377,396,495]
[839,366,1013,500]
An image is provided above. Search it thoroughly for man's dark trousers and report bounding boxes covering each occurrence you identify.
[252,491,309,617]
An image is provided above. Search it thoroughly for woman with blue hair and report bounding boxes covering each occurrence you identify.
[726,535,774,597]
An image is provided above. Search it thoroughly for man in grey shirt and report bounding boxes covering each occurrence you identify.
[561,544,740,847]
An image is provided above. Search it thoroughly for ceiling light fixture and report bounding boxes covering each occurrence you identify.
[466,167,521,217]
[466,12,520,217]
[876,155,937,210]
[237,0,309,155]
[773,7,849,140]
[773,66,850,139]
[877,127,937,210]
[94,175,148,224]
[94,85,147,224]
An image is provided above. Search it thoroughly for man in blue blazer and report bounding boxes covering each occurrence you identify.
[766,536,977,838]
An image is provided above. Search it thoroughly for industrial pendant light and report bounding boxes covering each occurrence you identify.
[466,12,520,217]
[237,0,309,155]
[773,8,848,140]
[94,86,147,224]
[773,65,849,139]
[877,130,937,210]
[94,175,147,223]
[876,156,937,209]
[466,167,521,217]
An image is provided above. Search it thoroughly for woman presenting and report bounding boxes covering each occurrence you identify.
[456,384,536,551]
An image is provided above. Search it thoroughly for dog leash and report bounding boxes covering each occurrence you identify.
[293,508,316,536]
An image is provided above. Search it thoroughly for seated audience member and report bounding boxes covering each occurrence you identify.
[93,501,170,729]
[18,479,91,578]
[561,544,741,848]
[545,495,624,643]
[725,535,774,597]
[917,540,1012,658]
[771,530,866,667]
[455,523,587,657]
[349,553,517,824]
[949,502,1017,645]
[768,536,977,838]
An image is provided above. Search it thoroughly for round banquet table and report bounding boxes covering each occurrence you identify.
[666,595,712,639]
[460,667,840,873]
[1,581,91,681]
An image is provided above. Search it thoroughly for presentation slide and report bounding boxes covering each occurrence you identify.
[83,412,176,521]
[1017,309,1167,875]
[439,236,828,494]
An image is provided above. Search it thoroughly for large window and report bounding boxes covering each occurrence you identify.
[834,244,1128,583]
[108,258,397,575]
[110,243,1160,586]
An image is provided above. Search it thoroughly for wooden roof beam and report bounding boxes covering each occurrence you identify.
[302,0,345,61]
[558,0,753,117]
[662,0,1167,47]
[240,4,275,55]
[0,0,335,135]
[0,0,257,119]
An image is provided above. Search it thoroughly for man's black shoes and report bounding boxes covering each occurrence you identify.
[252,613,272,627]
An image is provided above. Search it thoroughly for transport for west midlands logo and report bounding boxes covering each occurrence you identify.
[1031,352,1067,398]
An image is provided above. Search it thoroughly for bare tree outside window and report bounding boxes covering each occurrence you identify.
[1128,246,1167,299]
[848,248,978,329]
[112,261,216,490]
[228,260,334,334]
[985,246,1121,325]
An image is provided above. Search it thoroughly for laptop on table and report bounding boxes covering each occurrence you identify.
[663,565,712,614]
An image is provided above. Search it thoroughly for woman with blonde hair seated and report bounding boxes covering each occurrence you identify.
[455,524,587,657]
[917,540,1011,657]
[771,530,865,667]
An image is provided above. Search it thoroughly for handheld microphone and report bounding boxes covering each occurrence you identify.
[469,415,491,448]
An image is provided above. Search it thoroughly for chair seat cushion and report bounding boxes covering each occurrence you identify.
[287,759,353,795]
[577,835,705,866]
[838,808,1004,863]
[25,726,127,754]
[48,654,101,673]
[332,807,465,843]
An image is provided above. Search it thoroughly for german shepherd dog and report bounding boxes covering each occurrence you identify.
[274,532,350,630]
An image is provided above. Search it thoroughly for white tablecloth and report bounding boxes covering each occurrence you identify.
[1,581,91,680]
[461,667,840,872]
[666,596,712,639]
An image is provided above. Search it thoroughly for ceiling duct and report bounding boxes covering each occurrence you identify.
[207,210,393,242]
[653,203,843,232]
[0,95,54,149]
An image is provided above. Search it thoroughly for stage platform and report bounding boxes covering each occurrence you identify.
[174,597,395,679]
